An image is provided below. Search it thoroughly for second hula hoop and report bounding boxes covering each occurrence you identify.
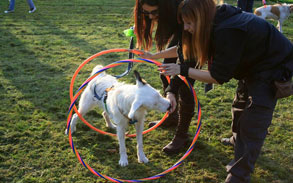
[66,49,202,182]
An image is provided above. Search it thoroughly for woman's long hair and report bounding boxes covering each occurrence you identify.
[134,0,182,51]
[178,0,216,66]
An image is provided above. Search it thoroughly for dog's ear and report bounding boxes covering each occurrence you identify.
[134,70,147,86]
[128,99,142,120]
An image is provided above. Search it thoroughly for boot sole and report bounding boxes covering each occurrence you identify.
[162,140,189,154]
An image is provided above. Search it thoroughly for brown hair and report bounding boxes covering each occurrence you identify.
[178,0,216,66]
[134,0,182,51]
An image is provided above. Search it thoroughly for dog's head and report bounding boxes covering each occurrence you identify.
[290,4,293,13]
[128,71,171,120]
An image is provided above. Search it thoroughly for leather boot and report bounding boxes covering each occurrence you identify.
[162,101,195,154]
[148,105,178,128]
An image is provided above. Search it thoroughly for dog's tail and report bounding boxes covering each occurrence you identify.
[91,65,106,77]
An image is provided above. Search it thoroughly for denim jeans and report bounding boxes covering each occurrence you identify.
[226,77,277,182]
[8,0,35,11]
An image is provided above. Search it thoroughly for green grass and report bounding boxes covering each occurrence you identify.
[0,0,292,182]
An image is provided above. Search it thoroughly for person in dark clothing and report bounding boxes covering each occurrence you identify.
[237,0,254,13]
[158,0,293,182]
[223,0,253,148]
[133,0,196,154]
[221,0,255,149]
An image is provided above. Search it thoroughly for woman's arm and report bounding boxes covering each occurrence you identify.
[135,46,178,59]
[188,68,218,84]
[158,63,219,84]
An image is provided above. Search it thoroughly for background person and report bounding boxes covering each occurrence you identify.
[158,0,293,182]
[4,0,36,13]
[133,0,196,154]
[237,0,254,13]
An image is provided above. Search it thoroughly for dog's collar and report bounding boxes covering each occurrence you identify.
[100,86,114,114]
[93,85,114,101]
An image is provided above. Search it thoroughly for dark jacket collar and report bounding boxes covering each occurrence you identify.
[213,4,254,32]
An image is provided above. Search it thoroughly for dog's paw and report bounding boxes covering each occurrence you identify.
[64,129,68,135]
[138,155,149,164]
[64,126,76,135]
[106,123,117,130]
[119,158,129,167]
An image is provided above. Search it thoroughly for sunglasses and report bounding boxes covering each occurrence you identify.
[142,9,159,16]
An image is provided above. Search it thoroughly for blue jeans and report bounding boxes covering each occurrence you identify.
[8,0,35,11]
[226,76,277,183]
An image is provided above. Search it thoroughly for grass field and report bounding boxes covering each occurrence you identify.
[0,0,292,182]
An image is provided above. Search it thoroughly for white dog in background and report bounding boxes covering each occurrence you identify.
[65,65,171,166]
[254,3,293,33]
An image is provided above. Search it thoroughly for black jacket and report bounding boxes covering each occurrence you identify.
[165,28,196,95]
[210,5,293,84]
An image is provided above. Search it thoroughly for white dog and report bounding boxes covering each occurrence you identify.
[254,3,293,33]
[65,65,171,166]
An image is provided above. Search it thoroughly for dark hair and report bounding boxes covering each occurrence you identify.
[178,0,216,66]
[134,0,182,51]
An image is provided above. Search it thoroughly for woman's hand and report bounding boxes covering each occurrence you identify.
[133,49,154,59]
[132,47,178,60]
[166,92,177,113]
[158,63,181,77]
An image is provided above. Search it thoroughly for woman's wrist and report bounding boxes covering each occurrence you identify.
[180,64,190,77]
[152,52,160,59]
[166,92,175,96]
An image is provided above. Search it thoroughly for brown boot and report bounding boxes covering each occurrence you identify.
[148,106,178,128]
[162,101,195,154]
[162,136,189,154]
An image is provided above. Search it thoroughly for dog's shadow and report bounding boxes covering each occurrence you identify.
[71,114,179,181]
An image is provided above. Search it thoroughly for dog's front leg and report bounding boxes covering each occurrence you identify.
[135,121,149,164]
[117,124,128,166]
[128,100,142,121]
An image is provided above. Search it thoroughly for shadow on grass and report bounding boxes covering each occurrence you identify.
[0,27,68,120]
[69,131,179,182]
[71,123,236,182]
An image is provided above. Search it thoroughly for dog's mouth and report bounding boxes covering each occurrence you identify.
[167,104,172,111]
